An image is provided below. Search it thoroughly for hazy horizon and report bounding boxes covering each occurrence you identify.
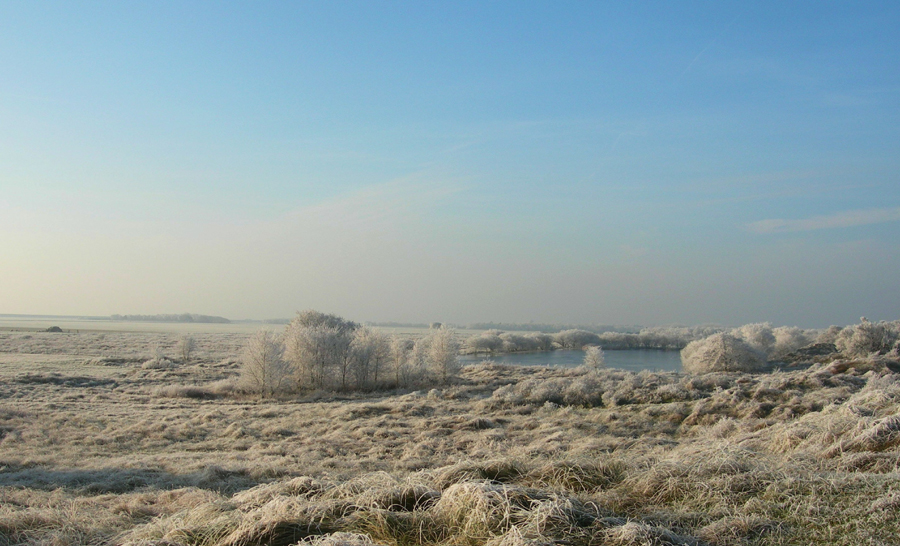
[3,3,899,329]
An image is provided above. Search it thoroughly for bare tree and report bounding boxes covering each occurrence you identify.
[240,330,290,397]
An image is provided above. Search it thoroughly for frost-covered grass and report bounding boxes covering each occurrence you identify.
[1,331,899,545]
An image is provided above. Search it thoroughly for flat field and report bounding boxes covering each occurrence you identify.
[1,331,898,546]
[0,317,281,335]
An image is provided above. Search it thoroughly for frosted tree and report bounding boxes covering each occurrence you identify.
[240,330,290,397]
[349,327,391,389]
[291,309,359,333]
[583,345,605,369]
[426,326,461,384]
[284,324,340,389]
[408,337,430,386]
[390,336,415,388]
[283,310,358,390]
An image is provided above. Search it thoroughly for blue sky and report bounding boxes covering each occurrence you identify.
[2,1,899,327]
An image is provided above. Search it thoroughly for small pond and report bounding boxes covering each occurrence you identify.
[459,349,683,373]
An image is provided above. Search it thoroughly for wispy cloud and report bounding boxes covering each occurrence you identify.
[747,207,900,234]
[279,175,462,233]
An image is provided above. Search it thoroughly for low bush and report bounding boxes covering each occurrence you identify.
[681,333,767,374]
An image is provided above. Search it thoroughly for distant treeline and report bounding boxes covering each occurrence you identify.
[110,314,231,324]
[465,325,725,353]
[365,321,434,328]
[467,322,641,334]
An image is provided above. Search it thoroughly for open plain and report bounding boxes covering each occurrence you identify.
[1,329,899,546]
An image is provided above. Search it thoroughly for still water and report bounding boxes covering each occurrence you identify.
[459,349,683,373]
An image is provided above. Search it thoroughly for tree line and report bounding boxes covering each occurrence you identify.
[111,313,231,323]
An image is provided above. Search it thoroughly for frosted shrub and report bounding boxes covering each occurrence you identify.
[467,331,557,353]
[499,332,536,352]
[466,330,504,354]
[732,323,775,355]
[142,357,175,369]
[834,318,900,357]
[562,372,605,406]
[681,333,767,374]
[490,383,524,406]
[149,341,168,363]
[179,334,197,363]
[528,378,567,406]
[771,326,814,360]
[554,329,601,349]
[486,370,612,408]
[404,337,430,387]
[816,325,843,345]
[390,336,417,387]
[526,332,555,351]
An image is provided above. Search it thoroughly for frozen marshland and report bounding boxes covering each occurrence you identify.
[1,318,899,545]
[5,2,899,544]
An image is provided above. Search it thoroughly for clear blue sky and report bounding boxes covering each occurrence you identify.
[2,1,899,328]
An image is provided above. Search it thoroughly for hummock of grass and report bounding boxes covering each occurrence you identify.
[2,331,900,545]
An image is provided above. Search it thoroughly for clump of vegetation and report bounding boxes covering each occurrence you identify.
[239,310,461,396]
[679,318,900,374]
[681,333,767,373]
[832,317,900,357]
